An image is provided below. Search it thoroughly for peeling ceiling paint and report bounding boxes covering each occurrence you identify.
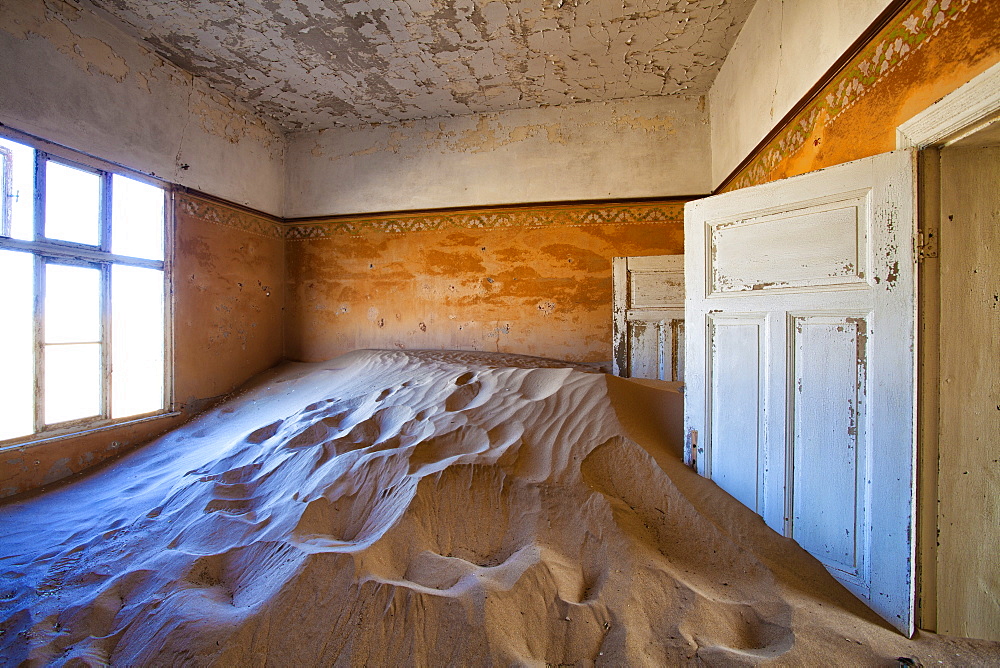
[84,0,755,132]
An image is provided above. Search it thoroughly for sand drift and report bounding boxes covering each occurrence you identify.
[1,350,997,666]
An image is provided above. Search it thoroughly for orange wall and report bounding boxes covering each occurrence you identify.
[173,193,286,402]
[723,0,1000,192]
[0,192,285,498]
[285,202,685,365]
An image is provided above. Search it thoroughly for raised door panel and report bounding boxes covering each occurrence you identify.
[707,314,765,513]
[709,196,869,295]
[625,314,685,381]
[790,313,869,591]
[630,271,684,308]
[627,320,662,380]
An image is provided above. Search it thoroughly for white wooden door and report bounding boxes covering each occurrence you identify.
[612,255,684,380]
[684,151,917,635]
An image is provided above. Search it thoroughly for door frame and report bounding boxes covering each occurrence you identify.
[896,60,1000,632]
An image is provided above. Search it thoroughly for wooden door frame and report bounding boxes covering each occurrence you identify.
[896,60,1000,632]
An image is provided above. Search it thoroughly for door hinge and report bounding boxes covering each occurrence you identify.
[686,429,698,471]
[916,230,938,262]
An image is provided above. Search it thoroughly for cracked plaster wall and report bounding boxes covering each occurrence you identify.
[709,0,893,187]
[0,0,285,215]
[284,95,710,217]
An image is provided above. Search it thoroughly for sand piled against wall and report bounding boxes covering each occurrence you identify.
[0,350,997,665]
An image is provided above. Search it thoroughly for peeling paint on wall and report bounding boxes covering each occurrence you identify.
[284,200,686,364]
[174,192,285,401]
[0,0,286,214]
[334,113,569,158]
[0,0,279,148]
[285,96,710,217]
[721,0,1000,191]
[300,96,690,162]
[0,0,130,82]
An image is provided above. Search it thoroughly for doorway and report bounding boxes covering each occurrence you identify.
[898,61,1000,640]
[915,122,1000,642]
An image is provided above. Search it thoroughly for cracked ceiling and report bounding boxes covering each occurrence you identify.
[86,0,756,132]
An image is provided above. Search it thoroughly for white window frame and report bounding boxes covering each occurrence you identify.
[0,143,12,237]
[0,127,175,444]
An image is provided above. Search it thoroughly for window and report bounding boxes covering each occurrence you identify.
[0,130,170,442]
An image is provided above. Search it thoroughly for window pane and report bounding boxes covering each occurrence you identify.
[45,161,100,246]
[44,343,101,424]
[45,263,101,344]
[0,137,35,241]
[112,175,164,261]
[112,265,164,418]
[0,250,35,439]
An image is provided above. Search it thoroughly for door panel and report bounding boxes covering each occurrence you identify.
[790,312,868,588]
[630,270,685,307]
[709,195,870,294]
[684,150,917,634]
[708,314,765,513]
[627,320,663,380]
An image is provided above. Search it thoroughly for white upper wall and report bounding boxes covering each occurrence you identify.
[709,0,893,187]
[8,0,880,216]
[284,95,711,218]
[0,0,285,216]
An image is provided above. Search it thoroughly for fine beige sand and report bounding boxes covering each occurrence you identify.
[1,350,998,666]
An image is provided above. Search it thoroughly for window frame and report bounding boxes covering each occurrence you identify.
[0,143,12,237]
[0,126,175,444]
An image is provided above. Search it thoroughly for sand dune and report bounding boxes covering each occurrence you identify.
[1,350,997,666]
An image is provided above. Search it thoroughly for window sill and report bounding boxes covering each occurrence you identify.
[0,411,183,453]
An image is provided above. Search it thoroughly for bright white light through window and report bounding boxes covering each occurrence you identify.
[43,264,103,425]
[45,264,101,344]
[0,137,35,241]
[112,174,165,261]
[45,343,102,425]
[0,131,168,440]
[45,161,101,246]
[113,265,165,418]
[0,250,34,440]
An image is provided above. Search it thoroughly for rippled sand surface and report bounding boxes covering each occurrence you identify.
[1,350,997,666]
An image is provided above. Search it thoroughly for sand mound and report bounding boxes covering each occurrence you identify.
[1,350,997,666]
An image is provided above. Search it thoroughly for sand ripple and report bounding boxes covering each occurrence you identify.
[1,350,997,666]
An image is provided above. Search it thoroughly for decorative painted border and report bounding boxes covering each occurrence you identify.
[284,201,686,239]
[726,0,977,192]
[176,190,686,240]
[175,193,286,240]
